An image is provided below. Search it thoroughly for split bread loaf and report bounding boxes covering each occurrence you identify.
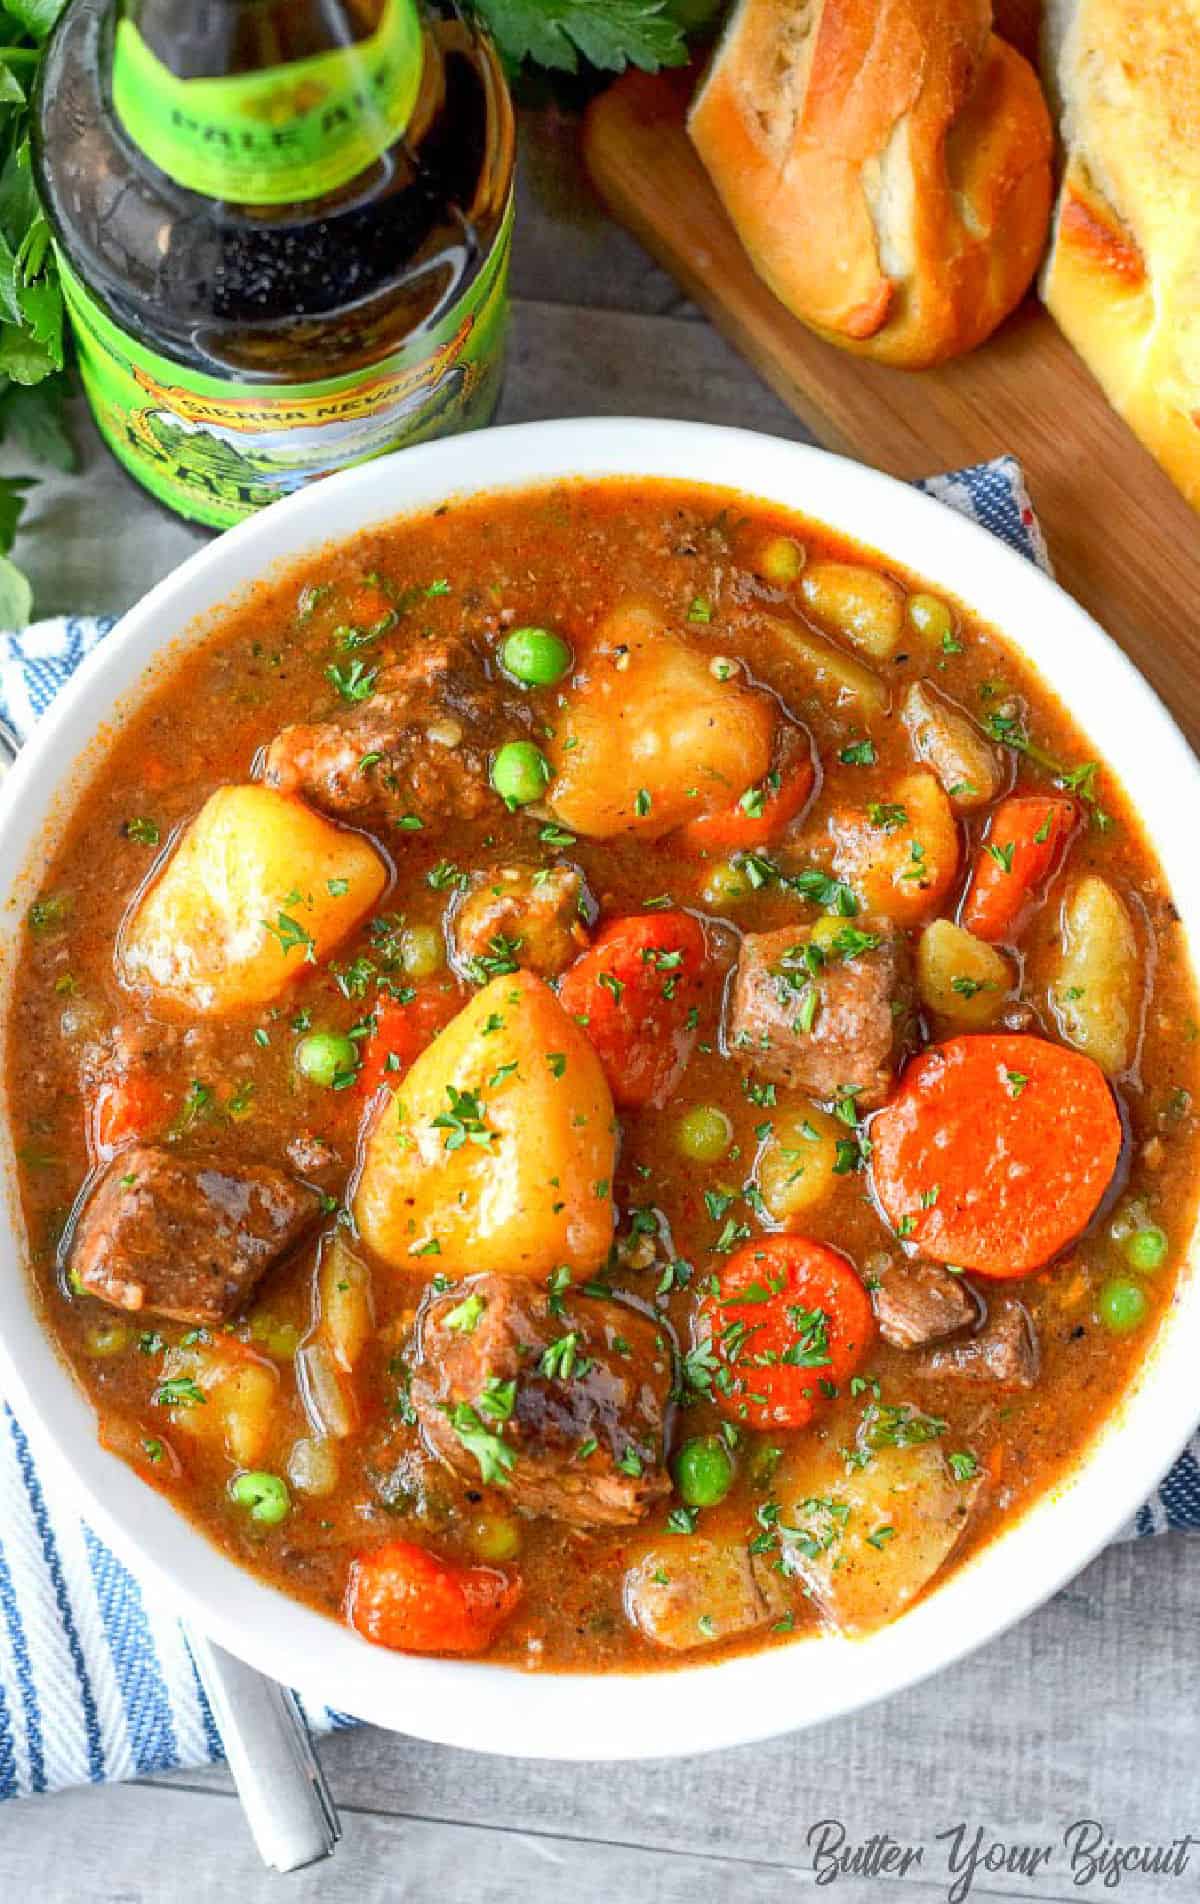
[1041,0,1200,509]
[688,0,1053,369]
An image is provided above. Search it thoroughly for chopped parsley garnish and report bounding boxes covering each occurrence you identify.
[444,1401,514,1487]
[539,1331,589,1381]
[983,710,1113,829]
[477,1375,516,1422]
[444,1292,486,1334]
[839,738,876,766]
[153,1376,206,1409]
[867,802,907,832]
[27,894,69,935]
[326,658,377,702]
[465,933,524,984]
[263,912,317,962]
[789,868,859,916]
[432,1085,495,1152]
[861,1403,947,1450]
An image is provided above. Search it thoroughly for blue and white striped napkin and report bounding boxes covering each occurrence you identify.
[0,456,1195,1805]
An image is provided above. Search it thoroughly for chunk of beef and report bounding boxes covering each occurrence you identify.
[411,1273,672,1527]
[69,1147,321,1325]
[871,1258,978,1349]
[914,1298,1039,1388]
[263,636,527,827]
[727,920,912,1107]
[450,863,589,981]
[624,1537,784,1651]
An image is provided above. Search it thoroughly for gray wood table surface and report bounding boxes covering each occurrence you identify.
[2,109,1198,1903]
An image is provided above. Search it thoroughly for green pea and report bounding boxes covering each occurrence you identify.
[468,1510,523,1562]
[1097,1277,1149,1336]
[295,1029,358,1087]
[399,923,444,979]
[676,1104,733,1163]
[500,626,573,687]
[1122,1226,1168,1272]
[674,1435,735,1508]
[83,1320,129,1358]
[758,535,805,585]
[230,1471,291,1525]
[701,859,750,909]
[490,740,551,807]
[908,592,955,643]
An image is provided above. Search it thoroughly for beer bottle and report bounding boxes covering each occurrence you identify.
[33,0,515,529]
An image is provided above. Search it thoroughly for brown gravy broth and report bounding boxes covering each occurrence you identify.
[8,479,1199,1671]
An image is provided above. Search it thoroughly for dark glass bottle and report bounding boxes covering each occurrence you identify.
[33,0,515,528]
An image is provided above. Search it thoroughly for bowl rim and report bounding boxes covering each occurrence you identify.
[0,416,1197,1762]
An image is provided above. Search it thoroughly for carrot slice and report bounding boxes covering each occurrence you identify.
[346,1538,520,1655]
[698,1236,875,1431]
[960,795,1077,942]
[870,1034,1122,1278]
[357,986,459,1097]
[558,910,707,1109]
[677,724,815,852]
[91,1070,172,1158]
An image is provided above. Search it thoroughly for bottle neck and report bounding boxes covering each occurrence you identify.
[110,0,427,206]
[120,1,381,80]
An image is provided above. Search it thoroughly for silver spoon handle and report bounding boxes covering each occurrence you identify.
[186,1629,342,1871]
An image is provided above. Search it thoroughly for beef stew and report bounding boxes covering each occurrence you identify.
[8,478,1199,1670]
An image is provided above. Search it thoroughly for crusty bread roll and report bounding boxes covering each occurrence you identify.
[1040,0,1200,509]
[688,0,1053,369]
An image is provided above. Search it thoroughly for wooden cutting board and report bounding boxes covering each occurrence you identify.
[582,68,1200,749]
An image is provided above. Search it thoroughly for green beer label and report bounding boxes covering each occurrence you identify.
[59,197,513,531]
[111,0,423,204]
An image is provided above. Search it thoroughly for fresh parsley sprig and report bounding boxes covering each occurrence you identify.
[0,1,75,627]
[471,0,719,74]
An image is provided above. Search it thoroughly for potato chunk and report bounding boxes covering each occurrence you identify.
[624,1537,784,1651]
[761,614,887,713]
[829,771,959,924]
[755,1104,844,1223]
[901,682,1003,811]
[546,604,773,839]
[800,561,905,659]
[1049,875,1139,1076]
[354,971,616,1276]
[317,1233,374,1373]
[120,785,387,1016]
[775,1435,982,1635]
[916,919,1013,1028]
[161,1339,278,1469]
